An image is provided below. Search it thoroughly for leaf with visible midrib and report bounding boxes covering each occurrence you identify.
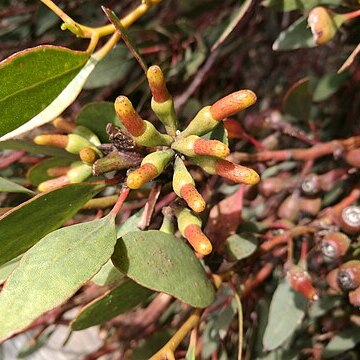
[0,215,116,341]
[112,230,215,308]
[71,279,152,330]
[0,183,102,266]
[0,46,89,138]
[0,177,34,195]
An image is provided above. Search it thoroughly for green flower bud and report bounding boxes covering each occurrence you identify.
[133,120,173,147]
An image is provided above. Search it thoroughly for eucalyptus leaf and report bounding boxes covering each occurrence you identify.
[225,233,258,261]
[323,327,360,358]
[262,280,307,351]
[313,72,348,102]
[0,183,102,266]
[0,177,34,195]
[0,215,116,341]
[112,230,215,308]
[0,256,21,284]
[71,279,152,330]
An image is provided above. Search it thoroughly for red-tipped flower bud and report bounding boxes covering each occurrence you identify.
[340,205,360,234]
[173,157,205,213]
[287,265,319,301]
[320,232,351,260]
[147,65,170,103]
[337,260,360,291]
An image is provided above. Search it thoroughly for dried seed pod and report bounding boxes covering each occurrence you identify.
[349,286,360,307]
[299,197,322,216]
[326,268,342,293]
[320,232,351,260]
[287,264,319,301]
[190,156,260,185]
[172,135,229,158]
[176,207,212,255]
[301,173,321,196]
[277,194,300,222]
[344,149,360,168]
[337,260,360,291]
[340,205,360,234]
[127,149,174,189]
[173,157,205,213]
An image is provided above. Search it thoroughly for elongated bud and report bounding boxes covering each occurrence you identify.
[320,232,350,260]
[349,286,360,307]
[340,205,360,234]
[172,135,229,158]
[299,197,322,216]
[147,65,170,103]
[337,260,360,291]
[301,173,321,196]
[344,149,360,168]
[38,175,70,192]
[308,7,344,45]
[287,265,319,301]
[73,125,101,146]
[190,156,260,185]
[277,194,300,222]
[67,162,92,183]
[114,96,146,137]
[93,151,142,176]
[52,117,76,133]
[34,134,68,148]
[80,147,99,164]
[176,207,212,255]
[209,90,257,121]
[66,134,100,155]
[173,157,205,213]
[326,268,342,293]
[127,149,174,189]
[133,120,173,147]
[47,166,70,177]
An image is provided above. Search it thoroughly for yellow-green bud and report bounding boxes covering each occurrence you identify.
[133,120,173,147]
[67,162,93,183]
[66,134,98,155]
[74,125,101,147]
[151,98,177,137]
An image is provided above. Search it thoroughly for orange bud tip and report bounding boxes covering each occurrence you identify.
[46,166,70,177]
[127,163,158,189]
[52,117,76,133]
[38,176,70,192]
[194,138,230,158]
[180,183,206,213]
[184,224,212,255]
[79,147,99,164]
[147,65,170,103]
[114,96,146,137]
[33,134,68,148]
[287,266,318,301]
[215,159,260,185]
[209,90,257,121]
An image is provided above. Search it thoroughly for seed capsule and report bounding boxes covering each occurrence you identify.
[349,286,360,307]
[287,265,319,301]
[326,268,342,293]
[173,157,205,213]
[320,232,350,260]
[301,173,321,196]
[337,260,360,291]
[340,205,360,234]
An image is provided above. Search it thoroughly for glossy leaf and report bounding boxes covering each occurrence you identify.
[313,72,348,102]
[0,46,89,139]
[71,279,152,330]
[323,327,360,358]
[262,280,306,351]
[0,215,116,341]
[112,230,215,308]
[263,0,342,11]
[0,177,34,195]
[0,183,102,266]
[225,233,258,261]
[0,256,20,284]
[27,157,73,186]
[76,101,122,143]
[273,17,315,51]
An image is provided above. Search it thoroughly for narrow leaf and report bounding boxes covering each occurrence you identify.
[0,256,21,284]
[0,215,116,341]
[71,279,152,330]
[0,177,34,195]
[112,230,215,308]
[0,183,102,266]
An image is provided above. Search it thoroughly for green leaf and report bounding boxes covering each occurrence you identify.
[76,102,122,143]
[0,140,77,159]
[112,230,215,308]
[263,0,342,11]
[84,45,133,89]
[71,279,152,330]
[0,215,116,341]
[27,157,74,186]
[0,183,101,266]
[0,177,34,195]
[225,233,258,261]
[323,327,360,358]
[0,46,90,139]
[273,17,316,51]
[313,72,348,102]
[117,209,143,237]
[17,330,54,358]
[262,280,307,351]
[0,256,20,283]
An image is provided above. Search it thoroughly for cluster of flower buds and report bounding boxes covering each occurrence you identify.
[111,65,260,254]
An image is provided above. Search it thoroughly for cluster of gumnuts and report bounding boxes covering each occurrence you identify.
[33,65,260,256]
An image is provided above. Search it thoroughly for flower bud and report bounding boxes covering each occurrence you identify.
[173,157,205,213]
[38,176,70,192]
[339,205,360,234]
[147,65,170,103]
[320,232,351,260]
[127,149,174,189]
[159,207,175,234]
[73,125,101,147]
[34,134,68,148]
[287,265,318,301]
[52,117,76,133]
[172,135,229,158]
[344,149,360,168]
[79,147,99,164]
[176,207,212,255]
[133,120,173,147]
[46,166,70,177]
[308,7,343,45]
[209,90,257,121]
[349,286,360,307]
[66,134,100,155]
[190,156,260,185]
[67,162,92,183]
[326,268,342,293]
[337,261,360,291]
[277,194,300,222]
